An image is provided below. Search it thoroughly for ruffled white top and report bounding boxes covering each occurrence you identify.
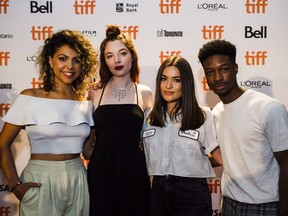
[2,94,94,154]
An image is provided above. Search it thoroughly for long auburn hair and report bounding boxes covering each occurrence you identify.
[98,24,139,87]
[149,56,205,131]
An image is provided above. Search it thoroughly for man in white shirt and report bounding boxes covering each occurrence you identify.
[198,39,288,216]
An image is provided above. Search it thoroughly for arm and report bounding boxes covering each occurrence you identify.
[139,84,153,112]
[274,150,288,216]
[82,127,96,160]
[209,146,222,167]
[0,122,41,200]
[0,122,22,188]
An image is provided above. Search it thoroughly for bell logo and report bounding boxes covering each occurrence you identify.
[0,52,10,66]
[159,0,181,14]
[245,26,267,38]
[159,51,181,64]
[31,77,43,89]
[31,26,53,40]
[245,51,267,65]
[245,0,268,14]
[121,26,139,40]
[74,0,96,15]
[202,25,224,40]
[0,103,10,117]
[30,1,52,13]
[0,0,9,14]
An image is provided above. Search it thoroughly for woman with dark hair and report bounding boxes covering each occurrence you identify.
[0,29,98,216]
[142,56,222,216]
[85,24,152,216]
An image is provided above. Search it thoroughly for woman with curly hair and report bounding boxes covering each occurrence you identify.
[0,29,98,216]
[84,24,152,216]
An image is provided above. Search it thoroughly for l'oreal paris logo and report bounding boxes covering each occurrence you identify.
[240,80,271,88]
[197,3,228,11]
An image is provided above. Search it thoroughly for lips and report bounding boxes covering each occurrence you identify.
[62,71,76,77]
[163,91,174,95]
[115,66,124,70]
[212,83,226,90]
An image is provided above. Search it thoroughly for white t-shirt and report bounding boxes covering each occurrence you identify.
[212,89,288,203]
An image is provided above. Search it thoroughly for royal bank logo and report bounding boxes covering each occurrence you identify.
[197,3,228,11]
[80,30,97,38]
[0,33,13,39]
[116,3,138,13]
[157,29,183,37]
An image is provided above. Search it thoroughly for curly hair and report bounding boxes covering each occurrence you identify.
[198,39,236,65]
[37,29,98,97]
[98,24,139,87]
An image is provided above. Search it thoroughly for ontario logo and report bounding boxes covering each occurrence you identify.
[157,29,183,37]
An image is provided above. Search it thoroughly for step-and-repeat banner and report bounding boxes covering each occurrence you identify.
[1,0,287,215]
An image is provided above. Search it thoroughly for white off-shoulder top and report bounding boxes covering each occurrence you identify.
[2,94,94,154]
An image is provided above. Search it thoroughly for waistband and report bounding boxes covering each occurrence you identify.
[28,157,83,167]
[154,175,206,181]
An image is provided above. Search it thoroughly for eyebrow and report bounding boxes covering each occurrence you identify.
[161,74,181,78]
[105,48,128,55]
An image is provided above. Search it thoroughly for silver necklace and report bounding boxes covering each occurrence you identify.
[110,78,133,101]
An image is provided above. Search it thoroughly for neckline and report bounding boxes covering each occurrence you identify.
[19,94,90,102]
[98,81,138,106]
[94,103,144,114]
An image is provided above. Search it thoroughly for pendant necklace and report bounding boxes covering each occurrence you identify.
[110,78,133,101]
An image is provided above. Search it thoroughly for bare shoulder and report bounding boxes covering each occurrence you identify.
[20,88,45,97]
[137,83,153,111]
[137,83,152,97]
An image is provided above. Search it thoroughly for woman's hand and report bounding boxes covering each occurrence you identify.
[12,182,41,201]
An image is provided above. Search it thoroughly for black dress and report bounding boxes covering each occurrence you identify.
[87,83,150,216]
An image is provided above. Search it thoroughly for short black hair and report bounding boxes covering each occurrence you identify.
[198,39,236,65]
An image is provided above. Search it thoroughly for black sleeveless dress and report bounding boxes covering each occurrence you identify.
[87,83,150,216]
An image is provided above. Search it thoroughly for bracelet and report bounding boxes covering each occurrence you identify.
[10,181,22,192]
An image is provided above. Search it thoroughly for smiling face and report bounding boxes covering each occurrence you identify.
[49,44,82,87]
[104,40,132,79]
[160,66,182,113]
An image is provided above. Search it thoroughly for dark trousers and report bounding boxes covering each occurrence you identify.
[150,175,212,216]
[222,196,279,216]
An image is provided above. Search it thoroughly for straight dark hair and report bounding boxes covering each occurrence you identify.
[149,56,205,131]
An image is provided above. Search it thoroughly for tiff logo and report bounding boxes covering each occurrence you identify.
[0,104,10,117]
[245,0,268,14]
[0,0,9,14]
[31,77,43,88]
[245,51,267,65]
[30,1,52,13]
[74,0,96,14]
[207,179,221,194]
[31,26,53,40]
[159,0,181,14]
[0,52,10,66]
[159,51,181,64]
[202,77,210,91]
[121,26,139,40]
[202,25,224,40]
